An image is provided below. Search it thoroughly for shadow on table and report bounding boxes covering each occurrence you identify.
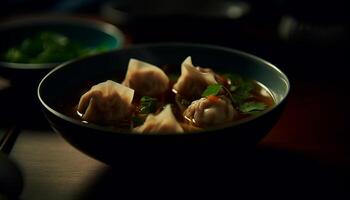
[76,147,349,199]
[0,85,50,130]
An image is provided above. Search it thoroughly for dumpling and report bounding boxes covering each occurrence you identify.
[173,56,217,100]
[183,95,236,127]
[134,105,184,133]
[77,80,134,125]
[122,58,169,96]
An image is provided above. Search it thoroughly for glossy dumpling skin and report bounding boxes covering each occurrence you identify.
[134,105,184,133]
[172,56,217,100]
[122,58,169,96]
[183,95,236,127]
[77,80,134,125]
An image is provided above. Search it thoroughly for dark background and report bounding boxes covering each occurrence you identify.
[1,0,349,81]
[0,0,349,199]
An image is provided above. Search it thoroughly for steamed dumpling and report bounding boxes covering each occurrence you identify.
[134,105,184,133]
[122,58,169,96]
[77,80,134,125]
[183,95,236,127]
[172,56,217,100]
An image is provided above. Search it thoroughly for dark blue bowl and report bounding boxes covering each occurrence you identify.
[38,43,290,166]
[0,14,125,86]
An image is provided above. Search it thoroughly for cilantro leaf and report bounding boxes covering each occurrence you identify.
[224,73,243,87]
[2,31,107,64]
[139,96,157,114]
[168,74,179,81]
[202,84,223,97]
[239,102,267,114]
[131,116,144,127]
[223,73,254,104]
[231,81,254,105]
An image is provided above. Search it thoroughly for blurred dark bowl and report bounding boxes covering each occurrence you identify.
[0,14,125,87]
[100,0,253,45]
[101,0,251,24]
[38,43,289,167]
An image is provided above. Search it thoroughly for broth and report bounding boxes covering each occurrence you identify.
[56,70,275,132]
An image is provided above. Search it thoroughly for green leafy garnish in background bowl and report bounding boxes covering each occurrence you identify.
[2,31,108,64]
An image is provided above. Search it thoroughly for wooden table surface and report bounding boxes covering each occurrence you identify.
[10,131,107,200]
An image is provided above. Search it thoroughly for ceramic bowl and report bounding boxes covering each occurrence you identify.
[0,14,125,86]
[38,43,290,167]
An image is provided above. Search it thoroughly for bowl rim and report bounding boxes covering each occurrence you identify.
[101,0,250,19]
[0,13,125,69]
[38,42,290,136]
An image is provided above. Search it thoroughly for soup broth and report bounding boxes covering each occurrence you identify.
[56,68,275,132]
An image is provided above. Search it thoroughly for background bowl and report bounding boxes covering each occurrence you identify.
[0,14,125,128]
[0,14,125,87]
[38,43,289,167]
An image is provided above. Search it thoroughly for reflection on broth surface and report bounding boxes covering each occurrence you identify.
[56,57,275,133]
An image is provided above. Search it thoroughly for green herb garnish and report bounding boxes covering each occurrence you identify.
[168,74,179,81]
[224,73,254,104]
[231,81,254,105]
[224,73,243,88]
[139,96,157,114]
[131,116,144,127]
[239,102,267,114]
[202,84,223,97]
[223,73,268,114]
[2,31,107,63]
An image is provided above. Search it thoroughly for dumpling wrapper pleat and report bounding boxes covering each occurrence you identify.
[77,80,134,125]
[122,58,169,96]
[134,104,184,133]
[173,56,217,100]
